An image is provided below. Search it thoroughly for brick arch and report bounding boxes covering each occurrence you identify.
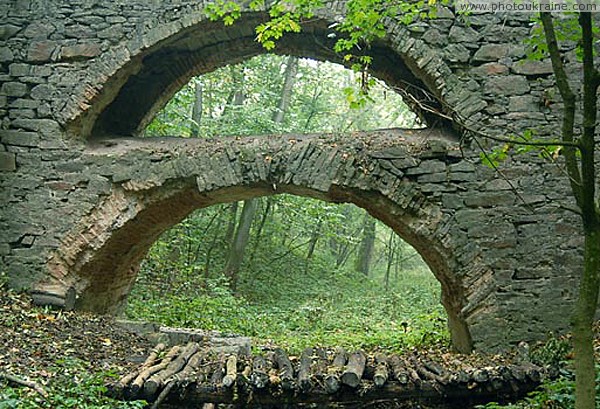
[44,131,480,353]
[61,6,460,139]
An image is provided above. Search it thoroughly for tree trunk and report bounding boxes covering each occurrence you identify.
[540,12,600,409]
[191,80,203,137]
[355,215,376,276]
[272,56,299,124]
[224,199,258,292]
[573,227,600,409]
[223,202,239,247]
[306,219,322,261]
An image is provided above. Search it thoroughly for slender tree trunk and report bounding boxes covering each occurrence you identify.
[272,56,299,124]
[191,80,203,137]
[224,199,258,292]
[306,220,322,261]
[355,216,376,276]
[224,202,239,246]
[385,231,395,291]
[540,12,600,409]
[249,198,273,262]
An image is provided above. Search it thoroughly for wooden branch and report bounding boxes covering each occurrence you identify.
[150,379,176,409]
[341,351,366,388]
[0,372,48,397]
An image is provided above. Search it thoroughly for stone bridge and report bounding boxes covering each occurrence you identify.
[0,0,584,353]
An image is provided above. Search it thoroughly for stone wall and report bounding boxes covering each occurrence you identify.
[0,0,585,353]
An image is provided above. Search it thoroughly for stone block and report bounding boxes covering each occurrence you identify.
[27,41,57,62]
[485,75,530,96]
[0,152,16,171]
[511,59,553,76]
[449,25,481,44]
[444,44,470,63]
[30,84,52,100]
[464,192,516,207]
[60,43,102,60]
[0,24,21,40]
[472,62,509,77]
[473,44,509,62]
[0,47,14,63]
[508,95,538,112]
[406,160,446,175]
[9,63,32,77]
[1,82,27,97]
[0,130,40,147]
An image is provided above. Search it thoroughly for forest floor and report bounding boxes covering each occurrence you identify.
[0,290,152,395]
[1,288,599,408]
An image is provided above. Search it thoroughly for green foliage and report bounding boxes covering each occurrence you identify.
[476,366,600,409]
[127,195,448,354]
[0,359,145,409]
[480,130,562,168]
[145,55,417,137]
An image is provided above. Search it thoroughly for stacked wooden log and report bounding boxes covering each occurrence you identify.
[110,343,546,408]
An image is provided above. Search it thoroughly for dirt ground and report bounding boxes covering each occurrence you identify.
[0,289,153,387]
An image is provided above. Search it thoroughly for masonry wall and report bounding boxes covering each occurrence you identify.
[0,0,586,352]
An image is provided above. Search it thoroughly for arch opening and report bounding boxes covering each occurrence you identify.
[126,194,450,352]
[77,11,454,139]
[51,174,472,353]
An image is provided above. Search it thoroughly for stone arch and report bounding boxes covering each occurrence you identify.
[60,4,462,139]
[44,131,482,353]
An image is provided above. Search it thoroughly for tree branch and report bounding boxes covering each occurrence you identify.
[540,12,583,206]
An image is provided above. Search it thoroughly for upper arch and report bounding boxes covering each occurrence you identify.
[60,5,457,139]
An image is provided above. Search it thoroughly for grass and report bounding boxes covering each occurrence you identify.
[126,258,449,354]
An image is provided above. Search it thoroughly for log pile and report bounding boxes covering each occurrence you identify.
[110,343,547,408]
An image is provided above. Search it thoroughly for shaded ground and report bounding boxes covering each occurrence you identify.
[0,289,153,391]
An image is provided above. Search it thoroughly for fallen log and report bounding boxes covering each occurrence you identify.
[388,354,408,384]
[131,345,181,394]
[373,353,389,387]
[222,354,237,388]
[324,347,346,393]
[298,347,313,392]
[273,347,294,390]
[251,355,270,389]
[119,343,166,388]
[341,351,366,388]
[144,342,200,396]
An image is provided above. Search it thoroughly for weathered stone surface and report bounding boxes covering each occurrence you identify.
[0,152,17,171]
[485,75,530,96]
[0,0,589,356]
[60,43,102,60]
[0,24,21,40]
[473,44,509,62]
[0,47,14,62]
[27,41,57,62]
[1,82,27,97]
[511,60,553,76]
